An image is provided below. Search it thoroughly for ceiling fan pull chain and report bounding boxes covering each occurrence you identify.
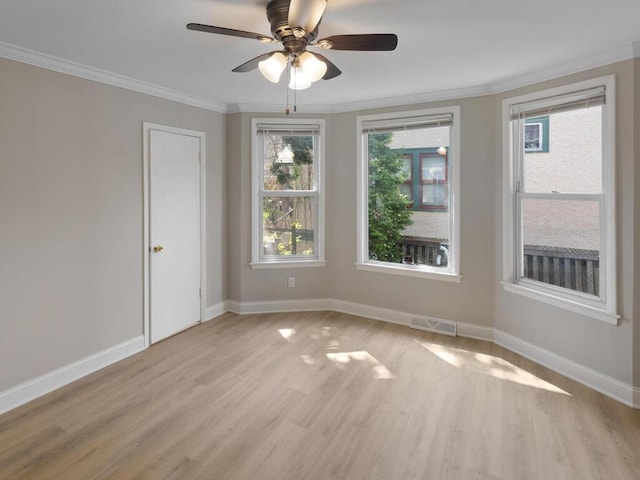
[294,72,298,113]
[285,64,291,115]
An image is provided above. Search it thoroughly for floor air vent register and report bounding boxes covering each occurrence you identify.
[410,316,457,337]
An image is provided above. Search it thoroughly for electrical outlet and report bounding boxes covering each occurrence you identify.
[288,277,295,288]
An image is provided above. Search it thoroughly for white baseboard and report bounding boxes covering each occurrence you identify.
[227,298,332,315]
[204,301,228,322]
[494,330,638,408]
[224,297,636,408]
[3,300,636,415]
[223,297,495,342]
[0,335,145,415]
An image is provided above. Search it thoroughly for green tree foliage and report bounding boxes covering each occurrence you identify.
[368,133,413,262]
[263,135,315,256]
[269,136,313,187]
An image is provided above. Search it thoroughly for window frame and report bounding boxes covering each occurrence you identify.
[251,118,326,269]
[501,75,618,324]
[356,107,461,282]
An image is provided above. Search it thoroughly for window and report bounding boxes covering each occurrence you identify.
[502,76,618,323]
[396,149,449,211]
[524,116,549,152]
[356,108,460,281]
[251,119,325,268]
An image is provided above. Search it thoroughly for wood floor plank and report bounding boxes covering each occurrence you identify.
[1,311,639,479]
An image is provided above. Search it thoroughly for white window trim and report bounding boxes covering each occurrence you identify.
[356,106,461,281]
[501,75,619,325]
[251,118,326,268]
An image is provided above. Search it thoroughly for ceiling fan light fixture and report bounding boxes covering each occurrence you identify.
[258,52,288,83]
[289,65,312,90]
[299,52,327,83]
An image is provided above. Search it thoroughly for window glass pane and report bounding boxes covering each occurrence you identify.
[367,126,450,268]
[524,123,542,151]
[400,184,412,200]
[420,155,448,208]
[401,156,412,179]
[421,156,445,180]
[521,198,600,296]
[523,106,602,194]
[263,134,314,191]
[262,196,315,257]
[422,183,448,206]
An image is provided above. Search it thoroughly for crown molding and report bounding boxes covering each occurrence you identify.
[226,102,335,114]
[326,85,494,113]
[0,41,227,113]
[228,85,493,114]
[1,40,638,115]
[491,43,636,95]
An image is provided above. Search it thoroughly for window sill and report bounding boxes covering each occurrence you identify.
[356,262,462,283]
[501,281,619,325]
[251,259,327,269]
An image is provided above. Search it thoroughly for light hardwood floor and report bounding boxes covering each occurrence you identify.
[1,311,639,479]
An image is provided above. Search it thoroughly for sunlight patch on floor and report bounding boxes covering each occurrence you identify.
[278,328,296,340]
[300,354,315,365]
[326,351,395,379]
[417,341,571,395]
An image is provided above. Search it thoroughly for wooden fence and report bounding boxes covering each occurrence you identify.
[522,245,599,296]
[397,238,599,296]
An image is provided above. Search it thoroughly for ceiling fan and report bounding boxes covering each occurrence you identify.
[187,0,398,90]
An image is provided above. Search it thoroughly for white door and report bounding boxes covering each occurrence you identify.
[149,129,201,343]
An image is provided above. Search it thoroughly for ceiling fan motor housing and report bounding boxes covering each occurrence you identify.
[267,0,319,52]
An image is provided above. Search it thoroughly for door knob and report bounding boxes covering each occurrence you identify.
[152,245,164,253]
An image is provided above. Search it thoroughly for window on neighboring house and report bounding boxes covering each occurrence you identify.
[396,149,449,211]
[524,116,550,153]
[251,119,325,268]
[356,108,460,281]
[502,76,618,323]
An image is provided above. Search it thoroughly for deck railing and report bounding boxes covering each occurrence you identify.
[397,238,599,296]
[398,237,448,267]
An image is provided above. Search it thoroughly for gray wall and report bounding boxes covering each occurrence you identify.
[494,60,636,384]
[0,57,226,390]
[1,54,637,396]
[324,98,496,326]
[226,99,496,329]
[226,66,636,387]
[226,112,332,303]
[635,58,640,388]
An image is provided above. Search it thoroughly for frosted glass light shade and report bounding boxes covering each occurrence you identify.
[258,52,288,83]
[299,52,327,83]
[289,66,312,90]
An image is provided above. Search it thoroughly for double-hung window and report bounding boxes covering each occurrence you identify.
[502,76,618,323]
[251,119,325,268]
[356,107,461,281]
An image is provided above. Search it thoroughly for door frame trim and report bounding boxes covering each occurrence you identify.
[142,122,206,347]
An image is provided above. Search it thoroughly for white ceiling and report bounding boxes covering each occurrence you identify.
[1,0,639,112]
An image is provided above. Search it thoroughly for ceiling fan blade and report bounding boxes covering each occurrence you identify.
[187,23,274,42]
[312,53,342,80]
[316,34,398,51]
[232,52,276,73]
[288,0,327,34]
